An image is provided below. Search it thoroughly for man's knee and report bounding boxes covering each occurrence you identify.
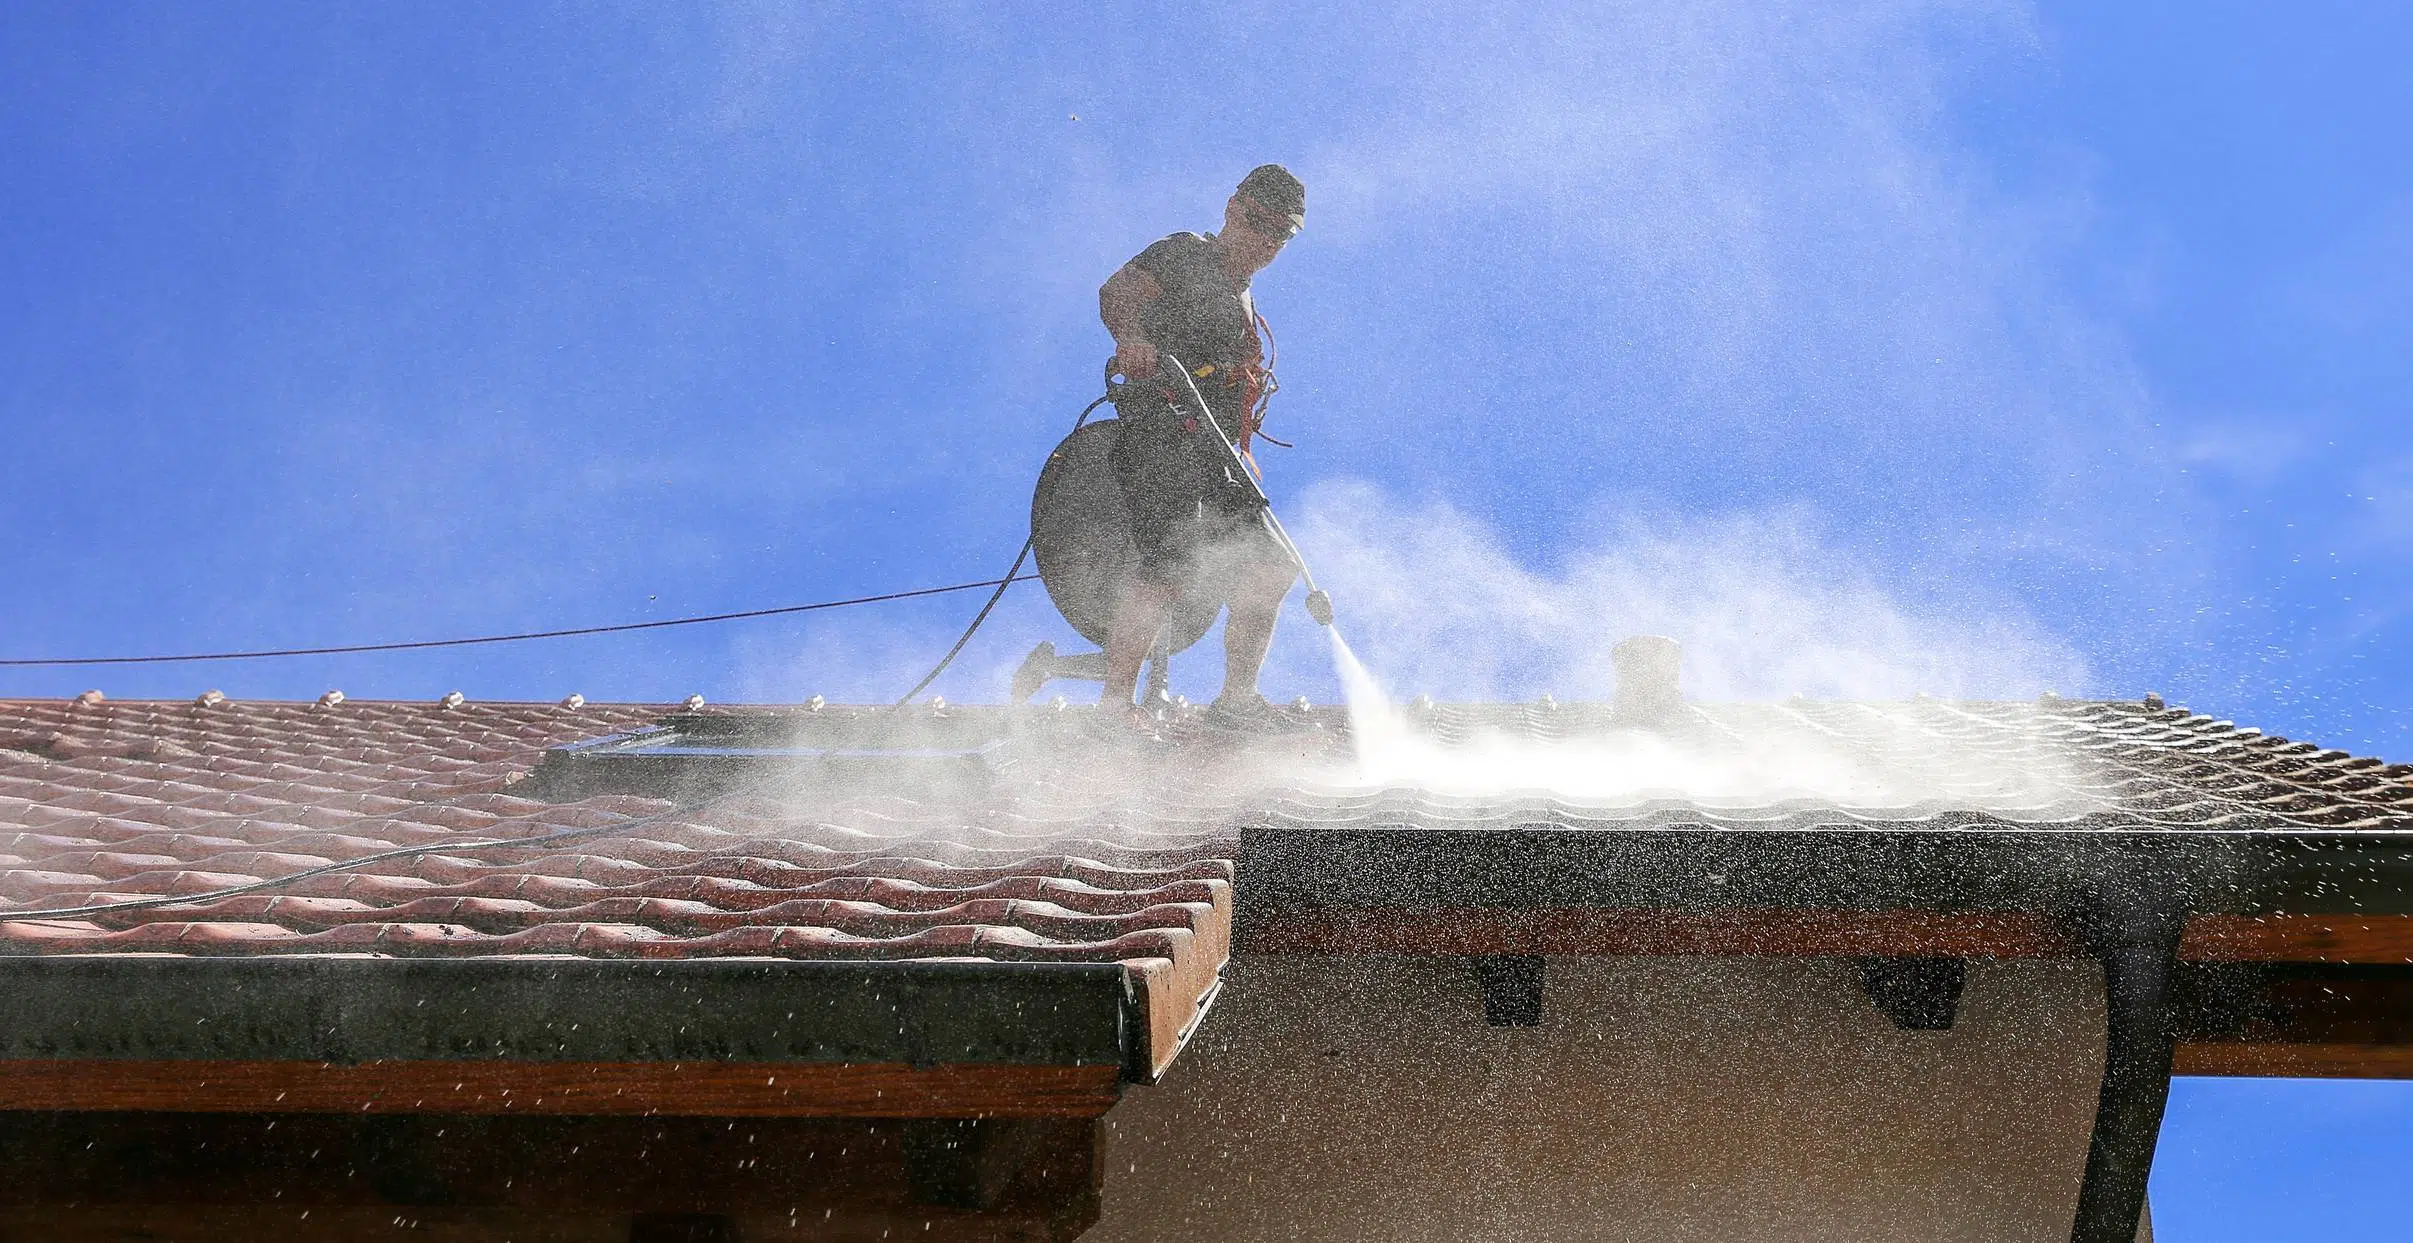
[1230,558,1296,610]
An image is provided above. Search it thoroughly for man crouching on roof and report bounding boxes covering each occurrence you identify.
[1097,164,1307,732]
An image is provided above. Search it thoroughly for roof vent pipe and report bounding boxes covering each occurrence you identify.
[1611,635,1683,726]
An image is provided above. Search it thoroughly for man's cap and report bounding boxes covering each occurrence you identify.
[1236,164,1305,235]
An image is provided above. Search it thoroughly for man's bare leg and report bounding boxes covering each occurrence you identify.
[1217,562,1296,703]
[1103,577,1177,708]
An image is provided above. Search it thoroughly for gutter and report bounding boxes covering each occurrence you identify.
[0,956,1173,1116]
[1240,822,2413,1242]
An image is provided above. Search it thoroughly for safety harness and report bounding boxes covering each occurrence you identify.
[1178,308,1288,475]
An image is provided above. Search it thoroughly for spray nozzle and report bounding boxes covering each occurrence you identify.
[1305,589,1334,627]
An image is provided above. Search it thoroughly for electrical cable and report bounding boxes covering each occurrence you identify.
[7,386,1119,682]
[0,576,1038,668]
[0,387,1121,922]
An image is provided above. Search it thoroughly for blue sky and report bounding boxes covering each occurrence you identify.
[2,2,2409,1232]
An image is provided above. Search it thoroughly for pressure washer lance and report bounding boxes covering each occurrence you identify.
[1153,352,1336,627]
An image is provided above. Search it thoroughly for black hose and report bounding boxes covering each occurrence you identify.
[890,537,1037,707]
[890,389,1115,707]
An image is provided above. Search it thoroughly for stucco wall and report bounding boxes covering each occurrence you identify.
[1087,955,2142,1242]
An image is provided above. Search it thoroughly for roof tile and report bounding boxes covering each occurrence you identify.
[1,696,2405,995]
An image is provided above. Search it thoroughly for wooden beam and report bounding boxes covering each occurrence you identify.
[1470,956,1545,1026]
[1859,957,1968,1031]
[2173,1043,2413,1079]
[2169,964,2413,1079]
[1241,908,2080,958]
[0,1204,1100,1243]
[629,1212,741,1243]
[0,1060,1121,1118]
[1241,909,2413,965]
[899,1118,1084,1210]
[2179,915,2413,964]
[0,1112,1106,1240]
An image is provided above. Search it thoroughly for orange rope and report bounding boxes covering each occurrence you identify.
[1229,308,1289,473]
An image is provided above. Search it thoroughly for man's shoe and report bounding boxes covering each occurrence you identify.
[1204,690,1291,733]
[1088,702,1165,742]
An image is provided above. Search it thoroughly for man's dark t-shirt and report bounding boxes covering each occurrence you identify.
[1131,231,1262,377]
[1109,230,1286,587]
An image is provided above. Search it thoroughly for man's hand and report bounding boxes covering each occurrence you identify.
[1100,261,1164,380]
[1115,339,1159,381]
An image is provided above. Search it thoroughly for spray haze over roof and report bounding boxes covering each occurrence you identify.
[1328,636,2085,808]
[730,0,2155,721]
[1,0,2204,724]
[1288,481,2084,702]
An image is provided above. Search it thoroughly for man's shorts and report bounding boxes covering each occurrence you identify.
[1107,390,1293,593]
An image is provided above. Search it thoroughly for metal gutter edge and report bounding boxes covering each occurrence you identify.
[0,956,1134,1069]
[1122,975,1225,1086]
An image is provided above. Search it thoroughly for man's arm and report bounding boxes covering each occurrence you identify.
[1099,260,1164,380]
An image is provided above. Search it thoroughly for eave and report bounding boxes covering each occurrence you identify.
[0,956,1219,1117]
[1238,821,2413,1079]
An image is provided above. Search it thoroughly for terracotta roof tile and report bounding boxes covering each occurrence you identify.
[0,697,1230,1015]
[1,871,105,899]
[1,696,2404,1002]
